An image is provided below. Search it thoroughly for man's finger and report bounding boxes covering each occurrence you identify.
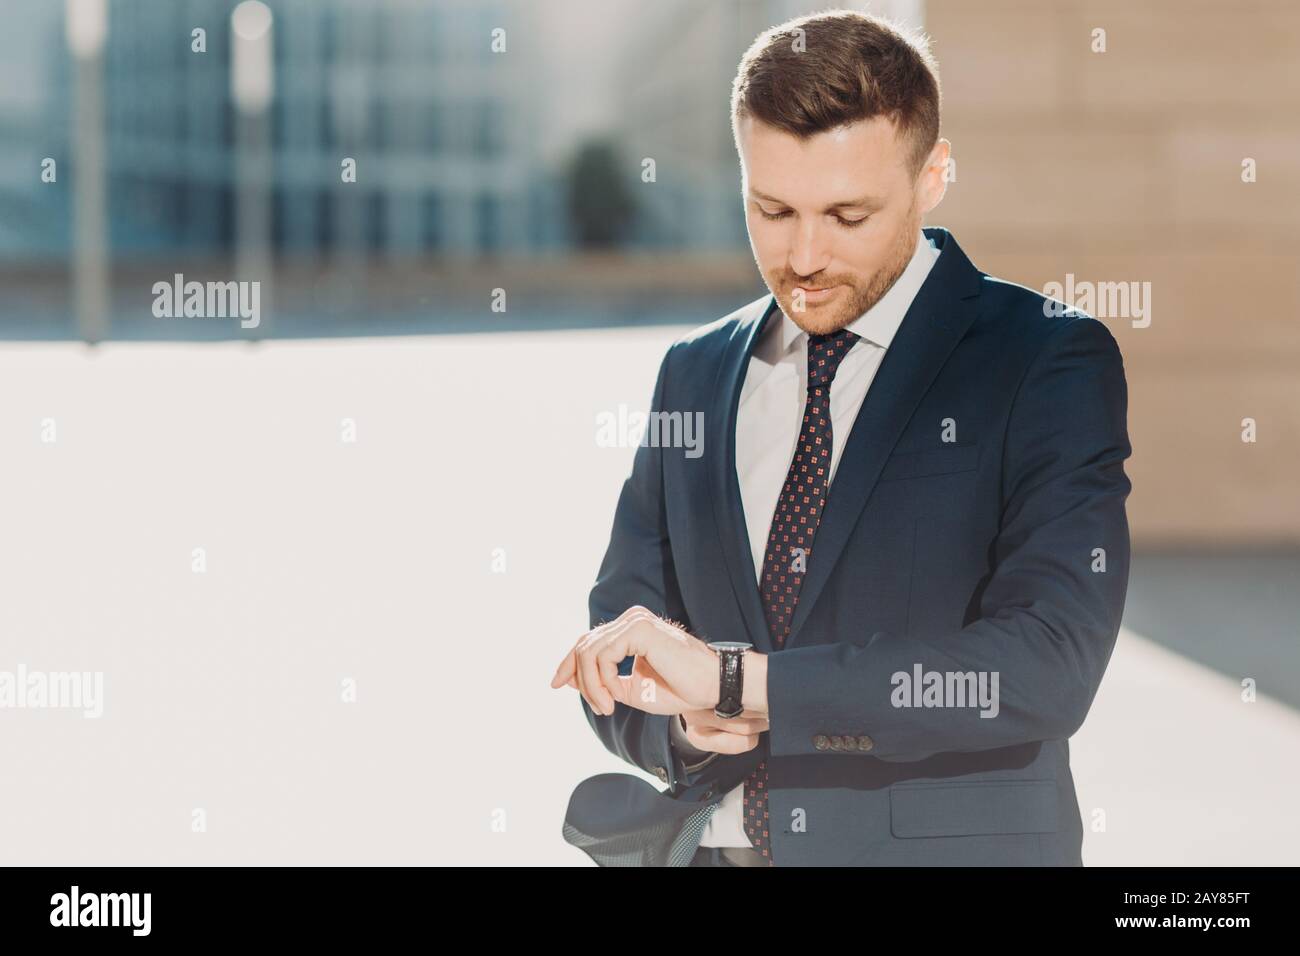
[572,639,603,715]
[594,629,635,710]
[688,727,761,755]
[550,649,577,688]
[713,716,768,735]
[684,709,768,735]
[577,639,615,716]
[598,645,629,708]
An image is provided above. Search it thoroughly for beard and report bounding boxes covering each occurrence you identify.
[766,207,922,336]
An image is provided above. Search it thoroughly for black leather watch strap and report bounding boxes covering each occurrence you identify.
[709,643,751,719]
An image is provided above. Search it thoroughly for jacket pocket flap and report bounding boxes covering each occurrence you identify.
[890,780,1058,837]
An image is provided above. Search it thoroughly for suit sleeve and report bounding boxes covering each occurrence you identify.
[580,340,707,790]
[766,315,1133,761]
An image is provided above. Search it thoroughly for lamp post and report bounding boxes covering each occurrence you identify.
[329,18,371,312]
[231,1,274,339]
[66,0,108,344]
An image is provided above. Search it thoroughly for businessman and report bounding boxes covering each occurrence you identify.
[552,9,1131,866]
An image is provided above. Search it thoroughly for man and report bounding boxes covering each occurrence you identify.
[552,9,1131,867]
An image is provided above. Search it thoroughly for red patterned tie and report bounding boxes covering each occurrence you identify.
[742,327,859,864]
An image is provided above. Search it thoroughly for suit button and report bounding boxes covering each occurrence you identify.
[813,734,830,751]
[653,766,669,784]
[843,736,858,751]
[856,735,874,752]
[829,735,844,750]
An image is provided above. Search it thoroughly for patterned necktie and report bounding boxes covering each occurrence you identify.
[742,326,860,864]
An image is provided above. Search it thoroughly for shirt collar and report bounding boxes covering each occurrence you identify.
[775,229,940,356]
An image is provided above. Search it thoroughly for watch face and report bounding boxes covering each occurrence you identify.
[707,641,753,652]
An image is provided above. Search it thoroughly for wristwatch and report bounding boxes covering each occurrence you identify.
[706,641,753,719]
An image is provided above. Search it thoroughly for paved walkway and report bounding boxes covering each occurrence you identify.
[0,330,1294,864]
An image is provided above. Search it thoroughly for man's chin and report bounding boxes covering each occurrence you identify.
[779,296,860,335]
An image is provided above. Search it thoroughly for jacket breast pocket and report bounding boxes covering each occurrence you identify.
[889,780,1059,838]
[878,442,980,482]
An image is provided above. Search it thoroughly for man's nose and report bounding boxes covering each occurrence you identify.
[787,220,831,279]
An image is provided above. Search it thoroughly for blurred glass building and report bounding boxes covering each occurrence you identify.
[1,0,547,264]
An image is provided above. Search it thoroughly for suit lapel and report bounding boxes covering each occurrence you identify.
[783,227,985,648]
[707,296,780,654]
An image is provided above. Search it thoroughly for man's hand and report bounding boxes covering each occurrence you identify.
[550,606,719,717]
[678,708,768,755]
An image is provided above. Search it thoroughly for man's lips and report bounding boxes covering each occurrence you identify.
[792,284,842,302]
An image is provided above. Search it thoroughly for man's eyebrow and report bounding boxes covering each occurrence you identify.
[748,188,884,212]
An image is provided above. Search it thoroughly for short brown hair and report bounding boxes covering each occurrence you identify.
[731,9,941,178]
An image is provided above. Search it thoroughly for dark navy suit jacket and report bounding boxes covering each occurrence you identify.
[564,227,1132,866]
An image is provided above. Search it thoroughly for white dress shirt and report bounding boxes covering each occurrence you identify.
[669,228,941,847]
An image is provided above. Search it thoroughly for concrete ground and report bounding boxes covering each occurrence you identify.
[0,327,1295,865]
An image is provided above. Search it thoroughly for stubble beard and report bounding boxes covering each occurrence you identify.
[770,208,922,336]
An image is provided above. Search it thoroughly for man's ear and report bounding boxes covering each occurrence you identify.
[918,137,952,215]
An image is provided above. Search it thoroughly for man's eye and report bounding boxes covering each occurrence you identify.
[835,215,868,228]
[758,208,792,221]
